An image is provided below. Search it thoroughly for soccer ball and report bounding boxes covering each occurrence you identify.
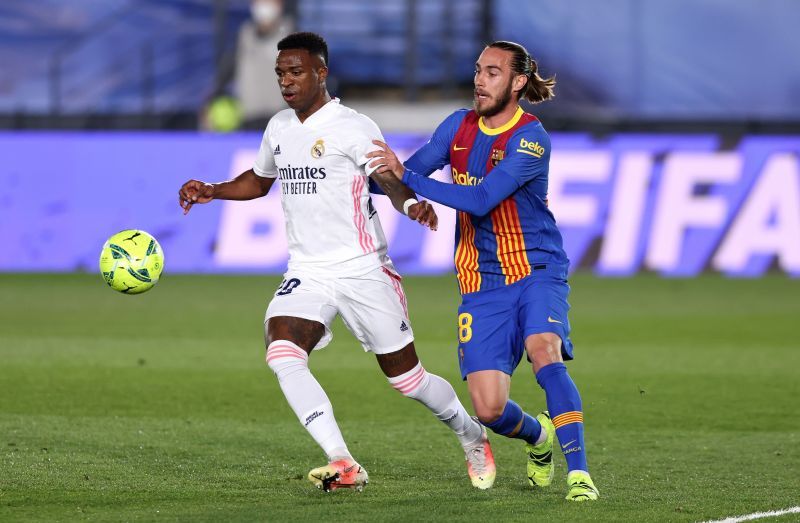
[99,229,164,294]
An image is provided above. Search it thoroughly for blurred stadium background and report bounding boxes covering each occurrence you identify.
[2,2,800,521]
[2,0,799,277]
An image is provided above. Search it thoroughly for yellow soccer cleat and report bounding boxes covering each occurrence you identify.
[565,470,599,501]
[308,458,369,492]
[525,411,555,488]
[464,418,496,489]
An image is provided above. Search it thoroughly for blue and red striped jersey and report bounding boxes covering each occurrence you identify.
[404,107,569,294]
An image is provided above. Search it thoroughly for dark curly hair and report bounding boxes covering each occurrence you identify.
[277,32,329,66]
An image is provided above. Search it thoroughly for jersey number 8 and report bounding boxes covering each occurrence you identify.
[458,312,473,343]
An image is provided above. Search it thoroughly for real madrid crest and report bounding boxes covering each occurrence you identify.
[311,139,325,159]
[490,148,505,166]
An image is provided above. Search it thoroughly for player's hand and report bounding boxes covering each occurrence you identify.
[407,200,438,231]
[179,179,215,215]
[366,140,405,180]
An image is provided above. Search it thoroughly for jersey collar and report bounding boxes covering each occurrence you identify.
[294,97,340,126]
[478,106,524,136]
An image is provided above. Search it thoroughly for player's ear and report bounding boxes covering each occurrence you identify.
[317,65,329,84]
[513,74,527,96]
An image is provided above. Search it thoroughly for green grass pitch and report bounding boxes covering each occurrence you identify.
[1,273,798,522]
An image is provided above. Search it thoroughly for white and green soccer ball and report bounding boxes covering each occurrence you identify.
[99,229,164,294]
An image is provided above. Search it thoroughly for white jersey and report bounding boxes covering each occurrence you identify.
[253,99,394,276]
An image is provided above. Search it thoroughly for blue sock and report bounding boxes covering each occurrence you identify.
[536,362,588,472]
[482,399,542,445]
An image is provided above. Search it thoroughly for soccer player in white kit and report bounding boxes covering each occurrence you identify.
[178,32,495,491]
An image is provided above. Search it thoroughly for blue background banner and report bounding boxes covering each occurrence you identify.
[2,132,798,277]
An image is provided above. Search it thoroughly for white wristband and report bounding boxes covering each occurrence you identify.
[402,198,418,216]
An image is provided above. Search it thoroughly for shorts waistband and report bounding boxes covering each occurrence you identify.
[528,263,569,279]
[461,263,570,296]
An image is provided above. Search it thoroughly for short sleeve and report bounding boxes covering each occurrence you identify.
[344,115,386,176]
[253,122,278,178]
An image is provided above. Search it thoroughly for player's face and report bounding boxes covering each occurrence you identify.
[473,47,516,117]
[275,49,327,113]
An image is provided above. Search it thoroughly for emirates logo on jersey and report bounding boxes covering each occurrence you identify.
[311,139,325,159]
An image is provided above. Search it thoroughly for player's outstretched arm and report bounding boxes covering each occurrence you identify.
[369,170,439,230]
[368,165,438,231]
[178,169,275,215]
[368,138,540,217]
[400,167,519,216]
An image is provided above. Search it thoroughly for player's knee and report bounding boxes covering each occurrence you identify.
[265,340,308,375]
[525,333,562,366]
[474,403,504,424]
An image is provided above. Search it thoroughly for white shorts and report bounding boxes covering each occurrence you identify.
[264,265,414,354]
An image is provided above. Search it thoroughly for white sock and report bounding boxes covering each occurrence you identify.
[388,362,483,447]
[266,340,351,461]
[535,426,548,445]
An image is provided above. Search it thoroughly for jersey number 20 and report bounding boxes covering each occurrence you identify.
[276,278,301,296]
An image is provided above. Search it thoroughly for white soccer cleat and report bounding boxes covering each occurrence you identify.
[308,458,369,492]
[463,418,496,489]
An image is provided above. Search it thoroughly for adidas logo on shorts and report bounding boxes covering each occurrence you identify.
[400,321,409,332]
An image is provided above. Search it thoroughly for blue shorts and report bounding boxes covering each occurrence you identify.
[456,275,575,379]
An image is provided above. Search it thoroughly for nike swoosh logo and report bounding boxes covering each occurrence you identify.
[547,316,563,324]
[453,145,468,151]
[561,439,576,449]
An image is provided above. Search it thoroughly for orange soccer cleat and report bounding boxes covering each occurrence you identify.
[464,418,496,489]
[308,458,369,492]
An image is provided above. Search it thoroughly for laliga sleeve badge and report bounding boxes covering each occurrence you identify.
[311,139,325,159]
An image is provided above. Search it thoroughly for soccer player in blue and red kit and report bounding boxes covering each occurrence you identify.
[367,41,599,501]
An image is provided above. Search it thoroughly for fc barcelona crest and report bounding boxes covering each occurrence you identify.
[311,139,325,159]
[490,148,505,166]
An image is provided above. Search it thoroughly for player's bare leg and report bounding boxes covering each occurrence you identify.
[265,316,367,492]
[467,370,552,488]
[527,333,598,500]
[376,343,494,489]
